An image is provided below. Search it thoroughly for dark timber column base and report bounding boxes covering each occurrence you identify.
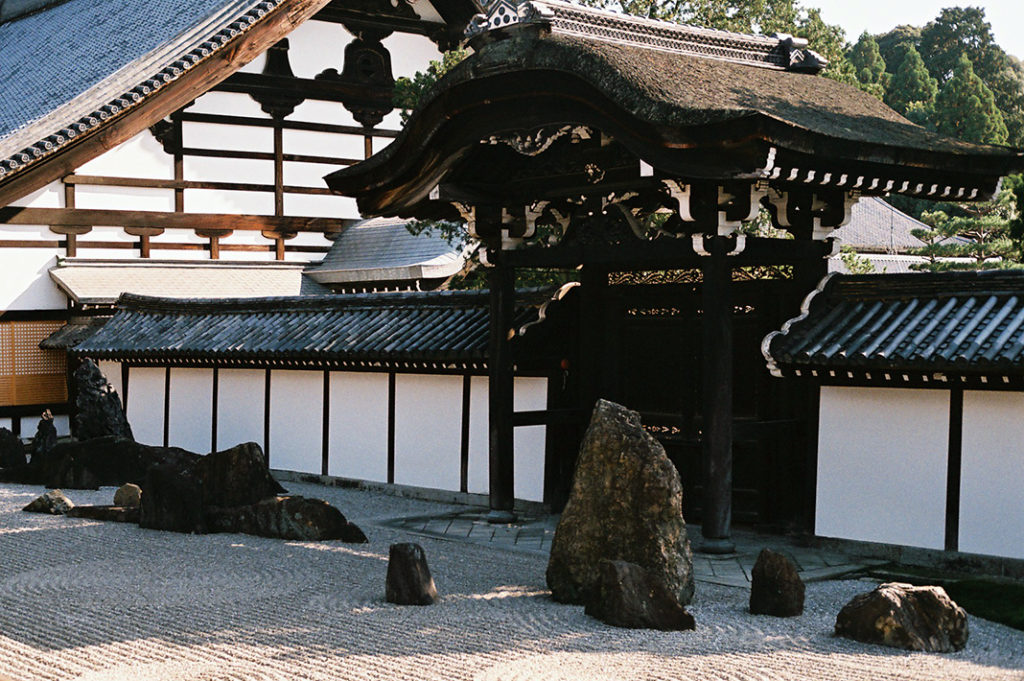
[699,235,736,555]
[488,248,516,523]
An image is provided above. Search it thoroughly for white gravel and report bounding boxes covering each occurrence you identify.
[1,481,1023,681]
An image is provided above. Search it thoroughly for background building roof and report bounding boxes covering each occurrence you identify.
[49,259,329,305]
[307,217,466,286]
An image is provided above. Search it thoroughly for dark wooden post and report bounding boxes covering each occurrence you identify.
[578,265,608,414]
[700,235,736,553]
[488,247,516,522]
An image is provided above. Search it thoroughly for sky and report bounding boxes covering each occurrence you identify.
[807,0,1024,59]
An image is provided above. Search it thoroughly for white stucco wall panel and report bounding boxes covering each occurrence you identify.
[467,376,489,496]
[216,369,266,454]
[97,361,123,405]
[75,185,174,212]
[328,372,389,483]
[0,245,63,309]
[960,391,1024,559]
[268,370,322,474]
[816,386,949,550]
[8,182,62,208]
[514,377,548,503]
[125,367,165,446]
[167,368,214,454]
[394,374,462,490]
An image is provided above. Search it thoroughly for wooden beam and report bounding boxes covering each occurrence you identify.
[64,174,335,196]
[0,207,355,233]
[487,251,516,522]
[177,111,400,137]
[0,0,336,207]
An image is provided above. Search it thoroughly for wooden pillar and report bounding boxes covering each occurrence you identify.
[487,248,516,523]
[578,265,608,414]
[700,235,736,553]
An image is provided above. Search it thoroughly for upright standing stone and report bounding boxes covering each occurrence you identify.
[547,399,694,606]
[835,582,968,652]
[73,359,133,441]
[386,543,439,605]
[139,463,206,534]
[0,427,25,469]
[29,411,58,462]
[749,548,805,617]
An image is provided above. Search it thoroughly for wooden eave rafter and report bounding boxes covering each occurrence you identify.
[0,0,334,208]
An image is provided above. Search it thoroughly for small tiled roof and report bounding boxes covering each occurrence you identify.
[764,271,1024,380]
[0,0,288,184]
[50,259,329,305]
[71,288,562,367]
[38,315,108,350]
[307,217,466,286]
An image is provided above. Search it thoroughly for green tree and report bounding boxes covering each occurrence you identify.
[875,24,921,71]
[848,32,887,99]
[918,7,1024,146]
[908,184,1021,271]
[934,53,1008,145]
[884,43,937,118]
[392,48,468,123]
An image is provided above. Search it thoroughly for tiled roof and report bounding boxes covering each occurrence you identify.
[764,271,1024,380]
[307,217,466,285]
[71,288,564,367]
[49,259,329,305]
[831,197,930,254]
[0,0,287,184]
[38,315,108,350]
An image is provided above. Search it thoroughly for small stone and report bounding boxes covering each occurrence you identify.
[113,483,142,508]
[749,548,805,617]
[23,489,74,515]
[835,582,968,653]
[386,543,439,605]
[585,559,695,631]
[0,427,26,469]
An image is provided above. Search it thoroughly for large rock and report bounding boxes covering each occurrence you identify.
[0,427,25,469]
[749,548,805,617]
[386,543,439,605]
[73,359,133,441]
[835,582,968,653]
[547,399,694,606]
[26,437,199,489]
[29,412,58,462]
[206,496,367,542]
[23,489,74,515]
[585,559,695,631]
[195,442,286,509]
[139,463,206,534]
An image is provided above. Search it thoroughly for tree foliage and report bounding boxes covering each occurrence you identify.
[883,43,937,119]
[934,53,1008,145]
[848,32,887,99]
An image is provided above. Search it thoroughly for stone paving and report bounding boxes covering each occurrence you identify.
[383,509,887,587]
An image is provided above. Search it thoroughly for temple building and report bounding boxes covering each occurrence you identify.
[3,0,1024,563]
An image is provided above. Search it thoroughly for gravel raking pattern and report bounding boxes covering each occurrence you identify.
[1,482,1023,681]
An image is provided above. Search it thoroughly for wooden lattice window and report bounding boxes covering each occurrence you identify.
[0,320,68,406]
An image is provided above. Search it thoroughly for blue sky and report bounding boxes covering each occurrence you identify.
[808,1,1024,59]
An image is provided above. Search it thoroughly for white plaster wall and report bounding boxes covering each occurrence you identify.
[167,368,214,454]
[125,367,166,446]
[514,377,548,503]
[97,361,124,407]
[328,371,389,483]
[466,376,548,502]
[960,391,1024,560]
[816,386,949,550]
[394,374,462,490]
[268,370,322,474]
[216,369,266,454]
[0,225,64,310]
[467,376,489,496]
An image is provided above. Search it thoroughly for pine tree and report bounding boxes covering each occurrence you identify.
[848,32,887,99]
[934,53,1008,145]
[884,44,937,118]
[909,186,1020,271]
